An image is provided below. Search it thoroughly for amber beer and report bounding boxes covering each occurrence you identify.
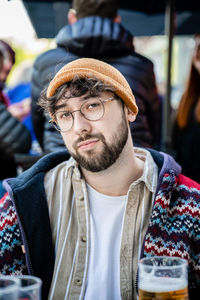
[138,277,189,300]
[138,257,189,300]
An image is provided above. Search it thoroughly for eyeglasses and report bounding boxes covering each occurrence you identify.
[50,97,115,132]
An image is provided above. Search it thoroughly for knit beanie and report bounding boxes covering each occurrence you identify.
[47,58,138,115]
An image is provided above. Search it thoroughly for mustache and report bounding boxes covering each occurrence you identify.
[73,133,105,149]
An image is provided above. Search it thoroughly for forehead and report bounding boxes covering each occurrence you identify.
[56,90,113,108]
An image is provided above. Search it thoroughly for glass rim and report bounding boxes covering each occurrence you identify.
[139,256,188,268]
[17,275,42,291]
[0,276,20,294]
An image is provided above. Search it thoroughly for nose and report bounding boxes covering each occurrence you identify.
[72,110,92,134]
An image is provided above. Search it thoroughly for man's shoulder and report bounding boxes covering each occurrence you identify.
[110,52,155,79]
[33,47,78,70]
[0,180,6,198]
[0,192,27,275]
[110,51,153,67]
[32,47,80,86]
[130,51,154,66]
[165,173,200,208]
[4,151,71,193]
[177,174,200,192]
[34,47,65,64]
[0,192,16,225]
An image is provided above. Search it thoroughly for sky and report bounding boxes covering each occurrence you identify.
[0,0,49,52]
[0,0,35,40]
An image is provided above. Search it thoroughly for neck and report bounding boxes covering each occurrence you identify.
[81,139,144,196]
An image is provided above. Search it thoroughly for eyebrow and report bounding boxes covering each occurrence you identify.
[55,94,97,110]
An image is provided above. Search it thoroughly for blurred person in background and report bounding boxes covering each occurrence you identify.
[0,40,32,179]
[172,33,200,183]
[31,0,161,153]
[6,60,42,155]
[0,50,4,79]
[0,39,14,105]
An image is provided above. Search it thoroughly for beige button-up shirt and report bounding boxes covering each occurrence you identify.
[44,148,158,300]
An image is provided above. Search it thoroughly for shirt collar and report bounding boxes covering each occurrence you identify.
[64,148,158,193]
[130,147,158,193]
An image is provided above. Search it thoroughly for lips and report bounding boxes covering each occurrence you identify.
[76,139,99,150]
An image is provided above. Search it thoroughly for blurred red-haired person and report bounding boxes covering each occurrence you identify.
[173,34,200,183]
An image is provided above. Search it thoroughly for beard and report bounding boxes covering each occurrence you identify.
[68,115,129,172]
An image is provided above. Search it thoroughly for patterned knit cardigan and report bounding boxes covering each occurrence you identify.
[0,172,200,297]
[142,173,200,295]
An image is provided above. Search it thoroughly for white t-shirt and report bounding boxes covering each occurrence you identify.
[84,184,127,300]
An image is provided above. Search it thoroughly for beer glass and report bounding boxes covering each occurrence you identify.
[138,256,189,300]
[17,275,42,300]
[0,276,19,300]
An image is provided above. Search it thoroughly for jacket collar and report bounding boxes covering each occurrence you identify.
[56,16,134,57]
[4,149,181,192]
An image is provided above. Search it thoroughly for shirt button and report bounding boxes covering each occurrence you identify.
[75,279,82,286]
[81,236,87,242]
[79,196,84,201]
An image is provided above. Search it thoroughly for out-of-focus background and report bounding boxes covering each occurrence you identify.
[1,0,200,154]
[1,0,198,110]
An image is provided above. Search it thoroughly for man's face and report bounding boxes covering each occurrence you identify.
[56,91,130,172]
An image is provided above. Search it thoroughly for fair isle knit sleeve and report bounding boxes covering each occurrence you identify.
[143,172,200,294]
[0,193,27,275]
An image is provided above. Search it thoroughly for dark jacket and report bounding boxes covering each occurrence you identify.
[172,103,200,183]
[1,149,200,299]
[0,102,32,179]
[31,16,161,152]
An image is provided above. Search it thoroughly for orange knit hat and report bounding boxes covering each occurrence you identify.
[47,58,138,115]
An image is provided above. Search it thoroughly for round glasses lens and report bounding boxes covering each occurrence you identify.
[55,111,73,132]
[52,98,105,132]
[81,98,104,121]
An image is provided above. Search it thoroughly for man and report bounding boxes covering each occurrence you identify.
[1,58,199,300]
[31,0,161,153]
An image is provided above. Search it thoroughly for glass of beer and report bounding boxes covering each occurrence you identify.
[0,276,20,300]
[17,275,42,300]
[138,256,189,300]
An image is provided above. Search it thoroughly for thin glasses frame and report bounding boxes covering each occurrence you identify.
[49,97,115,132]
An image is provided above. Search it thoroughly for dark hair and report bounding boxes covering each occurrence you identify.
[72,0,119,19]
[0,40,15,65]
[38,76,121,116]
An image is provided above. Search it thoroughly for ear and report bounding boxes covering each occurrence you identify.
[113,15,121,23]
[68,9,77,25]
[126,106,136,123]
[49,113,55,122]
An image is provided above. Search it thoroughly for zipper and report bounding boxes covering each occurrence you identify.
[135,269,139,297]
[4,180,34,275]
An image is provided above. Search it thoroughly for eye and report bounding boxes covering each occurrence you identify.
[84,100,101,111]
[57,111,71,120]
